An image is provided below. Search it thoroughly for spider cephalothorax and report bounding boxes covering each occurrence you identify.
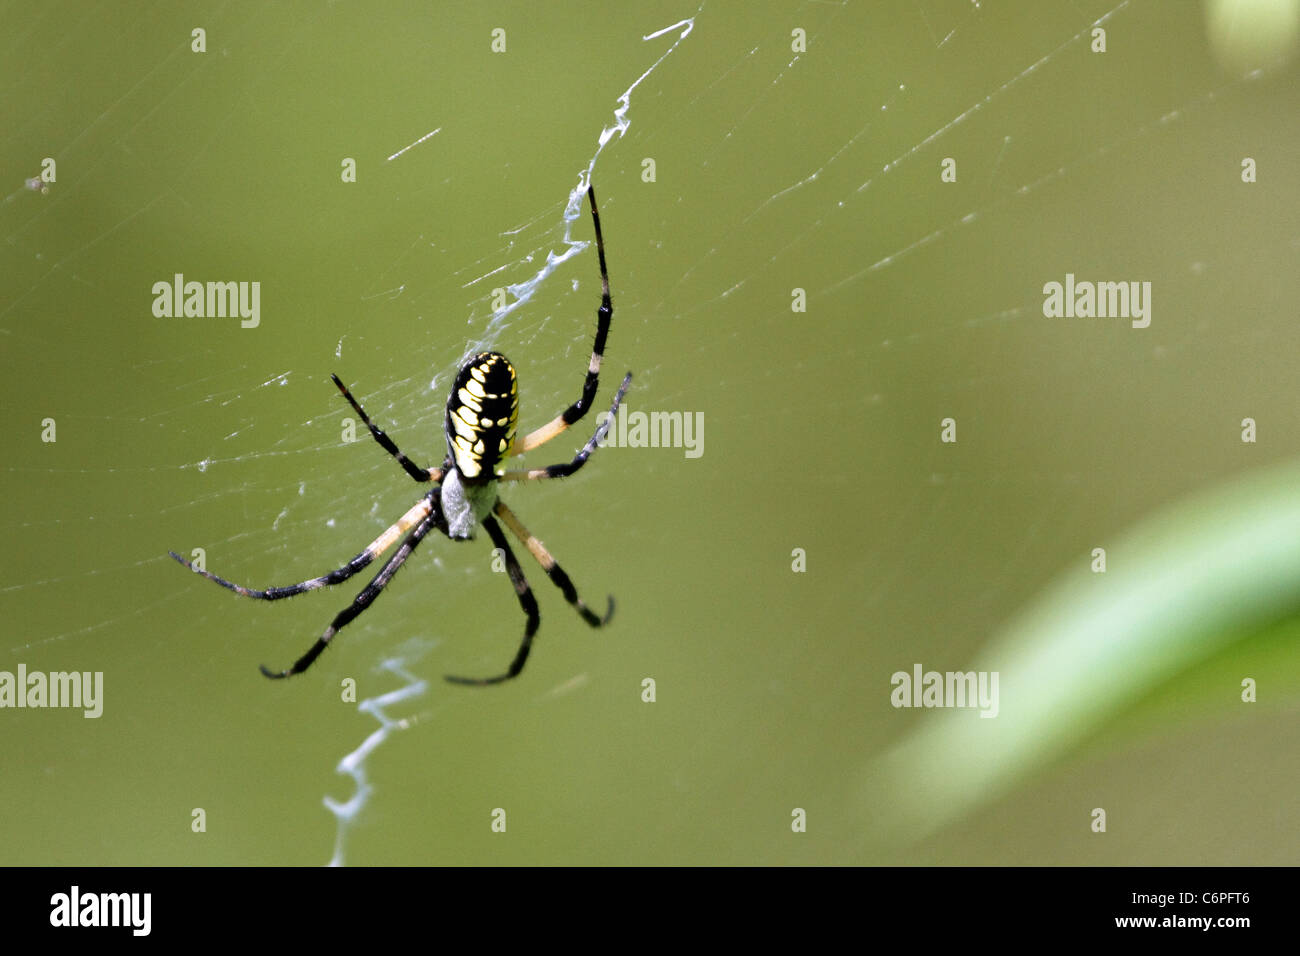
[171,184,630,686]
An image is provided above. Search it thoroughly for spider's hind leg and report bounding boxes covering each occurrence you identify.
[513,184,616,456]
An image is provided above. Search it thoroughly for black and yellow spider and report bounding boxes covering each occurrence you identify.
[170,185,630,685]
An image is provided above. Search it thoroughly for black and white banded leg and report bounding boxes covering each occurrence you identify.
[169,497,435,600]
[513,184,615,456]
[500,371,631,482]
[493,499,613,627]
[261,506,443,679]
[443,515,540,686]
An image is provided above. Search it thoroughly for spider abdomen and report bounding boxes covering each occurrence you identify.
[445,351,519,480]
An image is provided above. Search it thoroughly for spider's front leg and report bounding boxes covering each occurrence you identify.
[331,374,444,483]
[513,184,617,456]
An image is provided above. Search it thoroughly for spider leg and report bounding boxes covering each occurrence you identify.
[261,506,442,679]
[443,515,540,686]
[500,372,631,482]
[332,374,444,483]
[514,184,614,456]
[169,496,435,599]
[493,499,613,627]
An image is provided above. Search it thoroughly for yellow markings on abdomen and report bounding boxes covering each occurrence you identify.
[445,352,519,478]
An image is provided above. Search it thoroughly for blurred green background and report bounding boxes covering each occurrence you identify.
[2,0,1298,865]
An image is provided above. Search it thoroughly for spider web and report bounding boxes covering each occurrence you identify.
[322,19,697,864]
[2,0,1298,866]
